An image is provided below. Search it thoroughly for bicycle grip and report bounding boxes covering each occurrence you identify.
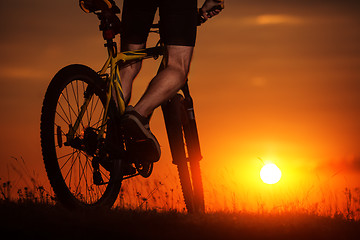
[79,0,120,14]
[198,5,224,25]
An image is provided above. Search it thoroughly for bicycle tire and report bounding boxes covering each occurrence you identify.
[162,94,205,213]
[40,64,122,209]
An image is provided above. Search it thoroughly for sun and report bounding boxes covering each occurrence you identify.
[260,163,282,184]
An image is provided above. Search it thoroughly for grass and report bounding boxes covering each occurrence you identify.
[1,157,360,239]
[0,157,55,205]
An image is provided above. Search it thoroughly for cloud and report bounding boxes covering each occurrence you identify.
[212,14,304,28]
[238,14,304,26]
[251,77,268,87]
[348,157,360,171]
[254,14,303,25]
[316,156,360,173]
[0,67,48,80]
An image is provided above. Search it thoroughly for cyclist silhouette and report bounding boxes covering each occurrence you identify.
[40,0,223,210]
[119,0,224,163]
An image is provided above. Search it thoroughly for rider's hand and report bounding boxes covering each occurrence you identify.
[200,0,224,21]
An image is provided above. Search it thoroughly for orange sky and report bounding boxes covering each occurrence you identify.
[1,0,360,211]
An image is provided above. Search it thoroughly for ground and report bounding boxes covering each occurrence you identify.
[1,202,360,240]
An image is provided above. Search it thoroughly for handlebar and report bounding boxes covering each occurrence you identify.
[79,0,119,14]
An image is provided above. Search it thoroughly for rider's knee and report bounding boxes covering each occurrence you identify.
[165,45,193,76]
[164,64,189,84]
[132,61,143,75]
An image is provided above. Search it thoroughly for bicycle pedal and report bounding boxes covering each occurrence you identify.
[122,163,136,176]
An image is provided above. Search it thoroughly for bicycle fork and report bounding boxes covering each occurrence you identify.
[161,81,202,165]
[181,82,203,163]
[162,81,205,213]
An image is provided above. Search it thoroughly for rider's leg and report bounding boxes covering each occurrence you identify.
[134,45,194,117]
[119,43,145,104]
[120,44,192,163]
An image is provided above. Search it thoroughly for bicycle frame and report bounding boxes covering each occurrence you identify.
[66,39,164,143]
[65,14,201,166]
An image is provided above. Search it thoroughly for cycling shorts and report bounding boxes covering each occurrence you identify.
[121,0,198,46]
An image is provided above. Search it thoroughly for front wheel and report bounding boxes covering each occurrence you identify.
[40,64,122,209]
[162,94,205,213]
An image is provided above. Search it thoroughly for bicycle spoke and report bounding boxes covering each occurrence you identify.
[95,185,104,202]
[58,152,75,161]
[64,85,73,124]
[90,98,103,128]
[74,150,84,197]
[75,153,87,196]
[87,95,96,126]
[55,96,78,135]
[64,149,78,184]
[83,94,92,128]
[69,81,86,130]
[71,81,80,114]
[85,156,99,202]
[83,93,101,130]
[99,167,110,181]
[60,90,79,123]
[59,151,76,170]
[84,156,93,202]
[82,82,93,126]
[90,114,103,129]
[56,100,72,125]
[55,110,70,127]
[76,81,86,130]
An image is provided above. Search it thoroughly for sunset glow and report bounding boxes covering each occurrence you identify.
[1,1,360,214]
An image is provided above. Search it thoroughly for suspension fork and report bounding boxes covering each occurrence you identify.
[181,82,203,162]
[161,76,203,165]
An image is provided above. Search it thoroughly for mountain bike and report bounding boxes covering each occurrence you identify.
[40,0,213,213]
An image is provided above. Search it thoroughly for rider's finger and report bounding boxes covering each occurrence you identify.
[207,10,220,18]
[201,10,209,20]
